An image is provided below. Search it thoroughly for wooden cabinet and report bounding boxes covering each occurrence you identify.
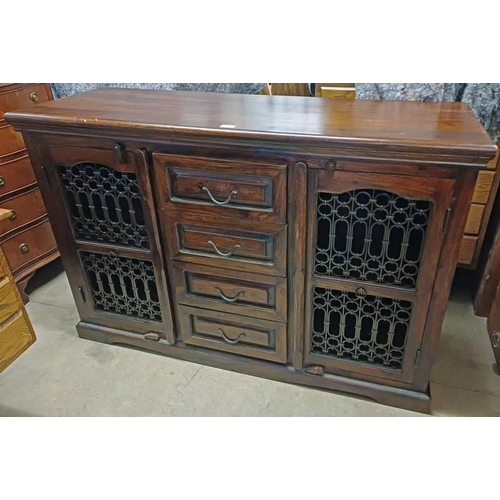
[0,83,59,302]
[5,89,496,412]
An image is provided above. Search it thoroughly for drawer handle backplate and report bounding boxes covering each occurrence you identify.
[201,186,237,206]
[214,287,245,303]
[218,328,246,345]
[208,240,240,257]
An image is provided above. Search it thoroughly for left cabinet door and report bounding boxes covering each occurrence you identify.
[30,141,175,343]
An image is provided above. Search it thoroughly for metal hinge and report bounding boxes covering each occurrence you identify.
[443,207,452,233]
[305,365,325,376]
[414,349,421,368]
[78,287,86,303]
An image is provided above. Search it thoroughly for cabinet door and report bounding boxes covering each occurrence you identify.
[34,143,175,342]
[303,169,455,385]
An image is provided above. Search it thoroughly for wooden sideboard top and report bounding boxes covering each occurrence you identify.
[5,88,497,164]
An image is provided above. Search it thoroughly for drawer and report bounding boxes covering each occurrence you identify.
[153,153,287,224]
[458,235,478,265]
[0,310,36,373]
[464,203,485,235]
[0,123,25,158]
[0,188,47,236]
[178,305,287,363]
[472,170,495,204]
[0,84,51,121]
[2,219,57,274]
[167,217,287,277]
[172,261,287,322]
[0,154,37,198]
[0,277,19,324]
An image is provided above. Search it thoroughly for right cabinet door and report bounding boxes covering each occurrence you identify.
[304,169,456,385]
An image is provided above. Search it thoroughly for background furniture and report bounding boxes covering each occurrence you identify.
[0,207,36,372]
[7,89,495,412]
[0,83,59,302]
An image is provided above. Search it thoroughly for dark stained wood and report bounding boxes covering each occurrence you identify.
[303,167,456,387]
[153,153,287,224]
[413,168,480,391]
[4,88,496,413]
[164,215,288,277]
[289,161,308,369]
[172,261,287,322]
[177,305,287,364]
[5,88,495,165]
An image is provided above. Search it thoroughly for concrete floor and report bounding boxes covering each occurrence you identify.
[0,260,499,416]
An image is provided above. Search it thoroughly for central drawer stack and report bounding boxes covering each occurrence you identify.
[152,153,288,363]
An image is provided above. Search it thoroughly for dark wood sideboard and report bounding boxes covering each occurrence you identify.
[0,83,59,302]
[5,89,496,412]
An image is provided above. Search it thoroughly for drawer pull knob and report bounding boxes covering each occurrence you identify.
[214,287,245,303]
[8,210,16,220]
[208,240,240,257]
[201,185,237,206]
[19,243,29,253]
[30,91,39,102]
[218,328,246,345]
[0,176,4,186]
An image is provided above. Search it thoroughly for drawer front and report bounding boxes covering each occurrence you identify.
[0,310,36,373]
[2,219,57,274]
[172,262,287,322]
[472,170,495,204]
[0,84,51,121]
[0,154,37,198]
[0,123,25,158]
[178,305,287,363]
[0,277,19,324]
[153,153,287,224]
[458,235,478,265]
[167,218,287,276]
[0,188,46,236]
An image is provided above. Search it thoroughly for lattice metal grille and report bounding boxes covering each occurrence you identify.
[311,287,413,369]
[315,190,431,288]
[58,163,149,249]
[81,251,162,322]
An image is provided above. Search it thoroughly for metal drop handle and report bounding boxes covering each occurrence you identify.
[214,287,245,303]
[201,185,237,206]
[218,328,246,345]
[208,240,240,257]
